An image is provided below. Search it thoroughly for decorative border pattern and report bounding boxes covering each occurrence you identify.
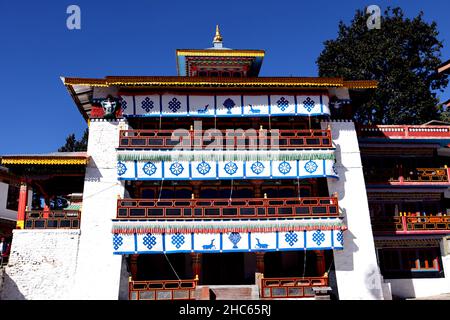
[119,94,330,117]
[112,229,344,254]
[117,159,338,180]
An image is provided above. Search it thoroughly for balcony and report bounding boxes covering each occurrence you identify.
[24,209,81,229]
[259,276,329,299]
[364,167,450,185]
[357,125,450,140]
[371,215,450,235]
[118,129,332,150]
[128,277,198,300]
[116,197,339,220]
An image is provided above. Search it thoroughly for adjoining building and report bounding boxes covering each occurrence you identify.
[0,27,449,300]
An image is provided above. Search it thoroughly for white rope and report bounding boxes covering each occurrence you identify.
[164,253,181,281]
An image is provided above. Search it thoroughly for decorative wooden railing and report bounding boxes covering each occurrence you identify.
[365,167,450,184]
[260,276,328,299]
[371,215,450,234]
[117,197,339,219]
[24,210,81,229]
[128,277,198,300]
[357,125,450,139]
[118,129,332,149]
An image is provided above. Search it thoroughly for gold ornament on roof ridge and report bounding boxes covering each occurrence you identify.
[213,25,223,43]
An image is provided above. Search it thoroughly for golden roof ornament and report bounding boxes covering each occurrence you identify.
[213,25,223,43]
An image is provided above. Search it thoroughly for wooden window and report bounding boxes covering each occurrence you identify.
[378,247,443,278]
[6,184,19,211]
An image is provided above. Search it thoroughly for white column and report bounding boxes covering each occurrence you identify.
[322,120,385,300]
[70,119,128,299]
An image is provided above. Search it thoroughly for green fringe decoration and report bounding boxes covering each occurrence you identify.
[117,150,335,162]
[111,218,346,234]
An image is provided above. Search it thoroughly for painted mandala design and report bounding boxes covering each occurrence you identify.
[250,161,265,175]
[336,231,344,245]
[168,97,181,113]
[117,162,127,176]
[141,97,154,112]
[303,97,315,112]
[171,233,185,249]
[196,161,211,175]
[169,162,184,176]
[143,162,157,176]
[143,233,157,250]
[312,230,326,246]
[278,161,292,175]
[285,231,298,247]
[113,234,123,250]
[304,160,318,174]
[276,97,289,111]
[224,162,238,175]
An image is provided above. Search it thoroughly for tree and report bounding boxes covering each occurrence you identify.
[317,7,448,124]
[58,128,88,152]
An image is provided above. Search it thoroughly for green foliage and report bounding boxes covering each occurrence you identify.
[317,7,448,124]
[58,128,88,152]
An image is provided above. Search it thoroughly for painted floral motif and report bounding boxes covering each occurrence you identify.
[117,162,127,176]
[141,97,154,112]
[285,231,298,247]
[143,233,157,250]
[143,162,157,176]
[224,162,238,175]
[196,161,211,175]
[169,162,184,176]
[250,161,265,175]
[276,97,289,111]
[312,230,326,246]
[228,232,241,249]
[223,98,235,114]
[304,160,318,174]
[278,161,292,175]
[303,97,315,112]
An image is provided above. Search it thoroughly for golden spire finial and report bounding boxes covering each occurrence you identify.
[213,25,223,43]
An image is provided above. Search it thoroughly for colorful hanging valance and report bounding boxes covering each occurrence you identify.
[118,94,330,117]
[117,159,338,181]
[112,229,345,254]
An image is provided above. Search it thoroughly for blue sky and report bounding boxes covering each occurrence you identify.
[1,0,450,154]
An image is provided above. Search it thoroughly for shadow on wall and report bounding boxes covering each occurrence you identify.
[364,265,384,299]
[388,278,417,300]
[0,272,26,300]
[118,255,130,300]
[334,228,358,272]
[84,158,103,182]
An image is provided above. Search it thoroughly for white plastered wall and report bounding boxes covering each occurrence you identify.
[70,119,128,299]
[322,120,385,300]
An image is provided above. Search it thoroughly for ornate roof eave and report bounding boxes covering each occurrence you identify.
[1,153,89,166]
[64,76,350,88]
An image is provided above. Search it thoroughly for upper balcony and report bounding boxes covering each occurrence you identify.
[116,196,339,220]
[118,129,332,150]
[364,167,450,186]
[357,125,450,142]
[371,215,450,235]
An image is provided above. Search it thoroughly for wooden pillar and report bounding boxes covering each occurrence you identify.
[191,253,202,279]
[251,180,263,198]
[130,254,139,280]
[191,181,202,199]
[256,252,265,274]
[16,181,28,229]
[315,250,326,276]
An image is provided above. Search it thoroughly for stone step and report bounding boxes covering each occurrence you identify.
[197,285,259,300]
